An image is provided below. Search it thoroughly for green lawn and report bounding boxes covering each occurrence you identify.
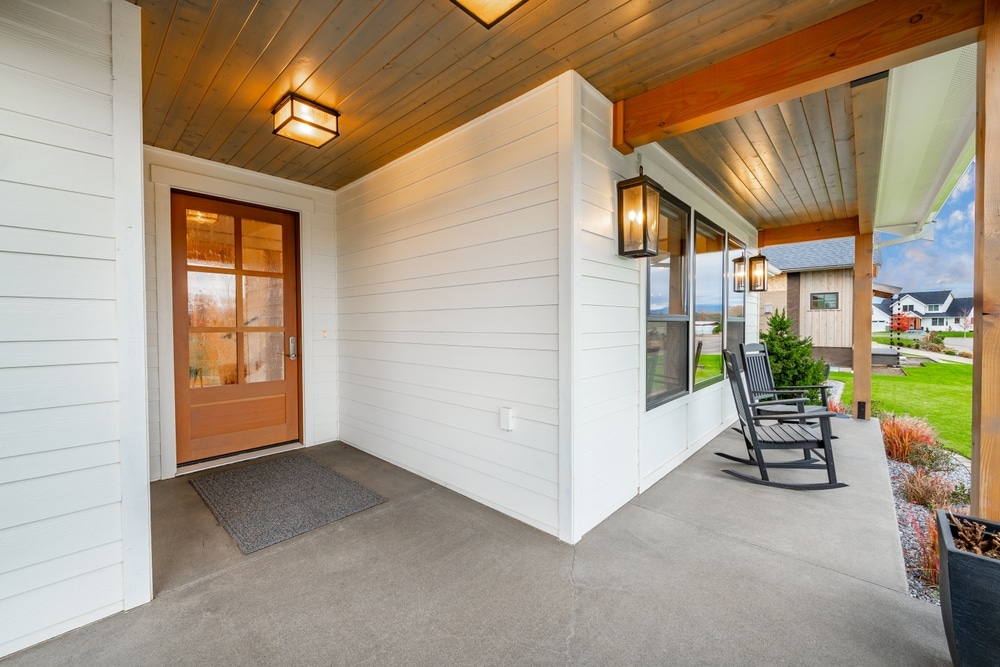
[831,363,972,458]
[872,334,918,348]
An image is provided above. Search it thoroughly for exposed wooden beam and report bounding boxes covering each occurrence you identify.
[757,217,859,247]
[613,0,983,153]
[852,232,874,420]
[973,0,1000,522]
[851,72,889,235]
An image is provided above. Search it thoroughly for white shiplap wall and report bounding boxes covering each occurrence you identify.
[337,81,562,536]
[0,0,149,657]
[143,148,339,480]
[570,79,642,541]
[571,76,758,536]
[336,71,758,543]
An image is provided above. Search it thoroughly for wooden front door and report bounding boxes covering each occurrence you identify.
[172,192,300,464]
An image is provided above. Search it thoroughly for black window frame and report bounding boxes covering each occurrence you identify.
[645,190,692,410]
[809,292,839,310]
[692,213,726,391]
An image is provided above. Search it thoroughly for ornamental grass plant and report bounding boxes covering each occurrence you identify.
[880,413,937,462]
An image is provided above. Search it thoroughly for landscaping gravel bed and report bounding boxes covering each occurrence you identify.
[888,454,972,604]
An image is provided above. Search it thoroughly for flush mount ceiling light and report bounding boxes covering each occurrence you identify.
[271,93,340,148]
[450,0,528,28]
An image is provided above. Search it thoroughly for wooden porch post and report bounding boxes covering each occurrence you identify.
[973,0,1000,521]
[852,233,873,420]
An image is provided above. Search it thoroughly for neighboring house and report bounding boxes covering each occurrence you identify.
[872,299,894,332]
[758,238,884,367]
[885,291,975,332]
[0,1,985,659]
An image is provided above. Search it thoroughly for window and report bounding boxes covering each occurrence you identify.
[955,317,961,324]
[693,215,725,388]
[902,304,914,312]
[931,317,945,327]
[727,236,746,364]
[810,292,839,310]
[928,304,940,312]
[646,193,690,409]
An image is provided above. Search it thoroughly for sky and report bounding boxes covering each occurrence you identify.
[877,160,976,297]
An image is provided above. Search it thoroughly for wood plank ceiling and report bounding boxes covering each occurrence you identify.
[659,86,858,229]
[134,0,872,198]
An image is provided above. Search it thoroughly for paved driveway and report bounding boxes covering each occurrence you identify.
[945,335,974,354]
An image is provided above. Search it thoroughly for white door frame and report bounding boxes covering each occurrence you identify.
[147,152,323,479]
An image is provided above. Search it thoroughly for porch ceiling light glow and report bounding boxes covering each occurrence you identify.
[616,166,662,258]
[748,253,769,292]
[732,254,747,292]
[450,0,528,28]
[272,93,340,148]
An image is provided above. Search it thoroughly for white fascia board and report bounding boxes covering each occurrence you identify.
[875,44,976,235]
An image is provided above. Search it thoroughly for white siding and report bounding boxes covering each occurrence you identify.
[143,148,339,480]
[0,0,148,657]
[568,77,758,524]
[570,80,642,540]
[337,81,561,536]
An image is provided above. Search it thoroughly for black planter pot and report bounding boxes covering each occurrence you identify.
[936,509,1000,667]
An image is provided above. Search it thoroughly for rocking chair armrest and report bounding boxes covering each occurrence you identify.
[747,397,809,407]
[775,384,830,393]
[749,410,838,422]
[753,388,810,397]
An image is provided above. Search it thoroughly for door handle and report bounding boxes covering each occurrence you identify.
[288,336,297,361]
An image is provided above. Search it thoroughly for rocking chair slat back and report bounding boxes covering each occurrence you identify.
[724,349,756,446]
[741,343,778,400]
[718,349,846,490]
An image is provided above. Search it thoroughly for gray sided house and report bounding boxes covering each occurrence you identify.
[759,238,883,367]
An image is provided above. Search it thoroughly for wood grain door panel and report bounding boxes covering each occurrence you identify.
[172,191,300,464]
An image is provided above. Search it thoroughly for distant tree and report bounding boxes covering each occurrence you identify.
[760,309,827,402]
[890,312,910,333]
[957,307,974,337]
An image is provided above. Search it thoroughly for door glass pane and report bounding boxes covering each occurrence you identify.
[186,210,235,268]
[242,220,283,273]
[245,332,284,383]
[243,276,283,327]
[189,333,237,387]
[188,272,236,327]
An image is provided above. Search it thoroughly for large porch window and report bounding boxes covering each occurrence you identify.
[646,193,690,409]
[693,215,725,389]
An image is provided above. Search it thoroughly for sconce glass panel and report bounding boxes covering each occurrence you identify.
[748,254,768,292]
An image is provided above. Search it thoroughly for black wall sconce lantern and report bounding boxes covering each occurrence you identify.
[616,166,663,258]
[732,254,746,292]
[748,253,769,292]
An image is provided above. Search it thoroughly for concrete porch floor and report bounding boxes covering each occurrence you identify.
[3,419,950,665]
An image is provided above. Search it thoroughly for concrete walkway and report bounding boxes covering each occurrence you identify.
[2,421,950,666]
[872,341,972,365]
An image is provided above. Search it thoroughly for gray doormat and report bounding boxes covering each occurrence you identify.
[190,455,384,554]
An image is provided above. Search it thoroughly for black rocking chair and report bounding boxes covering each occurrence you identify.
[739,342,831,418]
[720,350,846,490]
